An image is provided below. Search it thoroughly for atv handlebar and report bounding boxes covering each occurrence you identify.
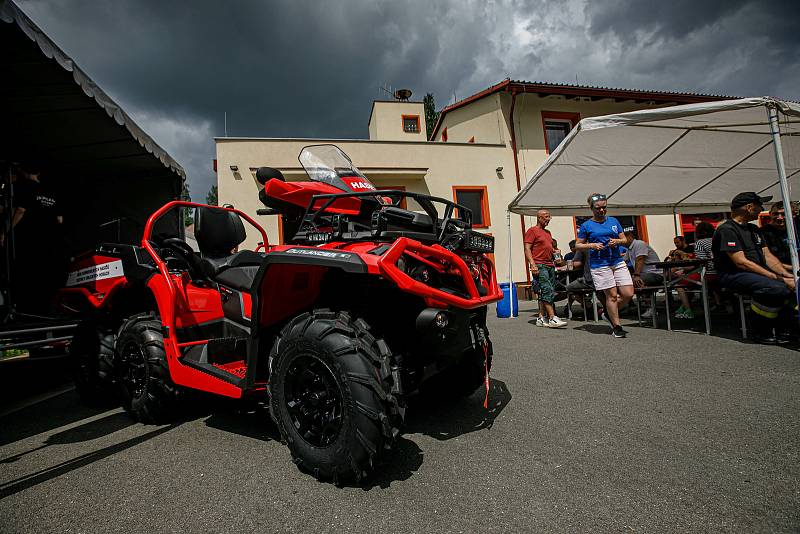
[296,190,472,244]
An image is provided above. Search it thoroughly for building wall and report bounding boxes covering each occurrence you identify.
[368,101,426,141]
[434,94,506,145]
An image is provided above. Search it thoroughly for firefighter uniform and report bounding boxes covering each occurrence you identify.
[712,219,793,333]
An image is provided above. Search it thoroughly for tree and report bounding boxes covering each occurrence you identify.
[206,184,218,206]
[180,182,193,227]
[423,93,440,140]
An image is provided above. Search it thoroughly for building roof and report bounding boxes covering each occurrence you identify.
[429,78,737,140]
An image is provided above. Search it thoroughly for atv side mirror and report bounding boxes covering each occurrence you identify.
[256,167,285,185]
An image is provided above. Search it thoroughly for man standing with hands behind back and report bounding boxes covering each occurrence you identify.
[524,209,567,328]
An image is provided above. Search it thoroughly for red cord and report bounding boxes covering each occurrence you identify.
[483,341,490,409]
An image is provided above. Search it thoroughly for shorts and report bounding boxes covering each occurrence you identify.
[590,261,633,291]
[535,264,556,304]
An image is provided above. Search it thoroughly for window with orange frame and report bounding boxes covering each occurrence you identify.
[453,186,490,228]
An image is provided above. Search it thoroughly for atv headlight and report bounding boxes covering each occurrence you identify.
[465,231,494,253]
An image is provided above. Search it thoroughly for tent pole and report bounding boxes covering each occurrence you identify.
[506,209,514,318]
[673,207,679,235]
[766,104,800,285]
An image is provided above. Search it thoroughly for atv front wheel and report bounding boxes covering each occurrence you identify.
[269,310,402,483]
[116,314,179,423]
[71,321,117,406]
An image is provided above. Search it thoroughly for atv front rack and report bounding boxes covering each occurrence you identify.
[378,237,502,309]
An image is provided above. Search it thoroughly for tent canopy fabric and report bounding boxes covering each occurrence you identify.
[0,0,185,181]
[1,0,185,250]
[508,97,800,216]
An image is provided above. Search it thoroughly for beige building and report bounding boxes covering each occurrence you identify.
[216,80,729,284]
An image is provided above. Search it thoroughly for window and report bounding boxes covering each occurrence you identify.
[453,186,490,228]
[402,115,420,133]
[377,185,407,209]
[541,111,580,153]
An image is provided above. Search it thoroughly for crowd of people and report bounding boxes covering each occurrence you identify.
[523,191,799,344]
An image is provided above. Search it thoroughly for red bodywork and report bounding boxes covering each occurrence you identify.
[62,183,502,401]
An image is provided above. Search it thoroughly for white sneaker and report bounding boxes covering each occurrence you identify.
[546,316,568,328]
[641,308,654,319]
[535,316,549,327]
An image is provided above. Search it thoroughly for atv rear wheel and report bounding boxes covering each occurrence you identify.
[269,310,402,483]
[116,314,179,423]
[71,321,117,407]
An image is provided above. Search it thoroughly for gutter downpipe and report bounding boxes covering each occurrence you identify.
[507,209,514,317]
[766,104,800,319]
[509,88,529,294]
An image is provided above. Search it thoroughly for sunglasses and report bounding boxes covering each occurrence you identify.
[590,194,607,203]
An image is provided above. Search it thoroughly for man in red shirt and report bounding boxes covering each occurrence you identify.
[524,209,567,328]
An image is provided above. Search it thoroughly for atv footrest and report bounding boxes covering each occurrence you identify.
[212,360,247,378]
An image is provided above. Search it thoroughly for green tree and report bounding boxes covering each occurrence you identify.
[206,184,218,206]
[423,93,440,140]
[180,182,193,227]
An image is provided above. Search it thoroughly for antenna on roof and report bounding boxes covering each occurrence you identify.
[378,83,393,98]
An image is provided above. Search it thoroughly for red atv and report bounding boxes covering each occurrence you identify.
[63,144,502,482]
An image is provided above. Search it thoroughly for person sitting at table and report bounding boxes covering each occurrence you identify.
[564,245,607,319]
[622,229,662,319]
[575,193,633,338]
[552,238,567,269]
[712,192,795,344]
[564,240,577,262]
[673,221,724,317]
[666,235,694,261]
[763,200,799,269]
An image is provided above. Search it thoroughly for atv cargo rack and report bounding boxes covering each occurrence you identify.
[292,190,494,252]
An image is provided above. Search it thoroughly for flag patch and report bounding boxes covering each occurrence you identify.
[727,241,736,247]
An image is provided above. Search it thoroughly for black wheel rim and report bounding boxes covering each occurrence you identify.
[284,354,343,447]
[119,341,147,398]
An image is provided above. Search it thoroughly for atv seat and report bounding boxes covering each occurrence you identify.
[194,207,264,292]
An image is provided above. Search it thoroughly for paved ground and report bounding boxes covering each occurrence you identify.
[1,308,799,533]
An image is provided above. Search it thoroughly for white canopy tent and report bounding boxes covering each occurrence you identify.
[507,97,800,293]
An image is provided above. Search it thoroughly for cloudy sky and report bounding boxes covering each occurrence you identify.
[15,0,800,200]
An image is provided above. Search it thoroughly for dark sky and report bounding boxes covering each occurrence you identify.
[15,0,800,199]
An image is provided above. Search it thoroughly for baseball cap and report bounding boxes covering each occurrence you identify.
[730,192,772,209]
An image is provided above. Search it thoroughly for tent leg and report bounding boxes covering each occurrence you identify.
[506,209,514,318]
[766,105,800,308]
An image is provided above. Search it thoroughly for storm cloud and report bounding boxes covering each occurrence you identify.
[14,0,800,199]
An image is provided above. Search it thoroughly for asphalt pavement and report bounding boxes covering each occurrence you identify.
[1,308,798,533]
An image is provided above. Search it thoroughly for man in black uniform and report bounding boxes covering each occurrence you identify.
[713,192,796,344]
[7,167,64,311]
[762,200,799,268]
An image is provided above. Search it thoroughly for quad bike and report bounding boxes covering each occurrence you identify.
[62,144,502,482]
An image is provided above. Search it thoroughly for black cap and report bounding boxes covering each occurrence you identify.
[730,192,772,209]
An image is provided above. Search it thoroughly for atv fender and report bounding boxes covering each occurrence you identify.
[252,249,366,329]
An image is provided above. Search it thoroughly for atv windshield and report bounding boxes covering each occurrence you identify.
[299,145,379,195]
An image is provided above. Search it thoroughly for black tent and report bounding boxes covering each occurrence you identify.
[0,0,185,253]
